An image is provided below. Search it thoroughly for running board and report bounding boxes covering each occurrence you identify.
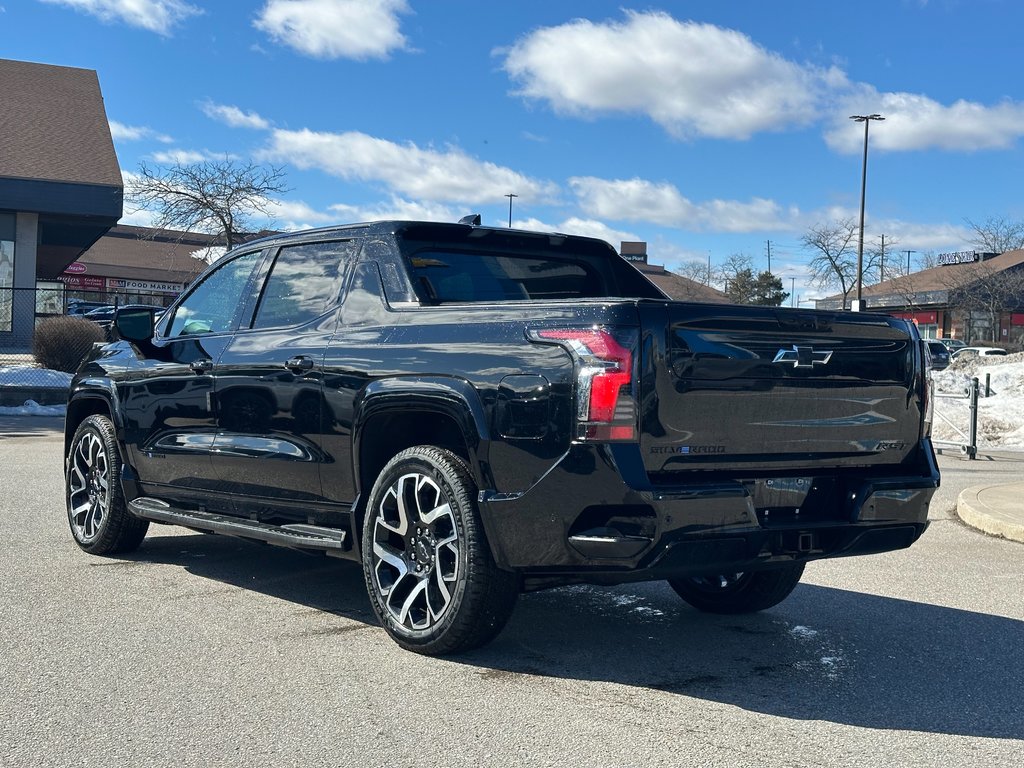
[128,498,348,553]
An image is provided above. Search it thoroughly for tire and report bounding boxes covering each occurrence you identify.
[361,446,518,655]
[66,414,148,555]
[668,563,804,615]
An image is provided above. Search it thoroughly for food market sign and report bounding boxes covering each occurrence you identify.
[938,251,979,266]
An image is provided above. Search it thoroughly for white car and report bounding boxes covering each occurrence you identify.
[951,346,1008,359]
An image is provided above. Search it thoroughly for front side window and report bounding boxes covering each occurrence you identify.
[251,240,355,329]
[167,250,264,338]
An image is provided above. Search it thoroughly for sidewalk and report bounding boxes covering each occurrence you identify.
[957,482,1024,543]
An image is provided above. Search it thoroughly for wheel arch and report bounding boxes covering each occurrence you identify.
[349,377,492,554]
[64,388,121,460]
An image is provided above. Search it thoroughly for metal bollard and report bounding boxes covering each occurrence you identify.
[968,377,979,459]
[985,372,991,398]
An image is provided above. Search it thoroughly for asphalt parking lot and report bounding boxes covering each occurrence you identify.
[2,418,1022,767]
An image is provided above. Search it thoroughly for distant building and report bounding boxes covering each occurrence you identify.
[619,241,729,304]
[61,225,222,306]
[815,249,1024,344]
[1,57,122,348]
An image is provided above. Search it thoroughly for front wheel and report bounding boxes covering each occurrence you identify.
[66,414,148,555]
[668,563,805,614]
[361,446,518,655]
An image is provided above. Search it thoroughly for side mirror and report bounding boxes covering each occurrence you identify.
[114,307,156,343]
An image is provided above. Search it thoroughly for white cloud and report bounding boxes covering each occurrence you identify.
[261,128,559,205]
[150,149,209,164]
[109,120,173,143]
[501,11,833,140]
[201,102,271,130]
[254,0,410,60]
[570,176,798,233]
[328,197,459,224]
[40,0,200,35]
[505,217,639,247]
[825,86,1024,153]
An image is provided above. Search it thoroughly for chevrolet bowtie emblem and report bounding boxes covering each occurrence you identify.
[772,345,833,368]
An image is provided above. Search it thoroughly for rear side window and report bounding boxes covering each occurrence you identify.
[252,240,356,329]
[407,250,604,302]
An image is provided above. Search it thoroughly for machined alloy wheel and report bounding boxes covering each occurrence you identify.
[65,414,148,555]
[371,470,461,631]
[67,428,111,543]
[668,563,805,614]
[362,446,518,655]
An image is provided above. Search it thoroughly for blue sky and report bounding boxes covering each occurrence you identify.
[4,0,1023,302]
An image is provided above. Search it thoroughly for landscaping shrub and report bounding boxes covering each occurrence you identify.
[33,316,106,373]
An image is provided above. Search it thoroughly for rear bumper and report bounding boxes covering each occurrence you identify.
[479,439,939,586]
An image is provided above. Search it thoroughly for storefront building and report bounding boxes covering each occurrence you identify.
[815,249,1024,346]
[59,225,221,307]
[0,58,122,351]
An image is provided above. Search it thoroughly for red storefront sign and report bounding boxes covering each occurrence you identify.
[1011,313,1024,326]
[891,311,937,325]
[57,274,105,291]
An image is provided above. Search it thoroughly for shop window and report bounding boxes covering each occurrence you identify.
[0,213,16,333]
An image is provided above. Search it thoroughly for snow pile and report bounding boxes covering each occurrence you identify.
[0,365,70,416]
[0,365,73,388]
[931,353,1024,450]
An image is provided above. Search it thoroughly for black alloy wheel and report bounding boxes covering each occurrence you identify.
[362,446,518,655]
[66,414,148,555]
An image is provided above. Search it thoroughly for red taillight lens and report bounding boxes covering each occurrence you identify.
[534,328,637,441]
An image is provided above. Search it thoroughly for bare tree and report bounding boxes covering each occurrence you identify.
[675,259,713,286]
[964,216,1024,254]
[128,158,289,249]
[801,218,881,309]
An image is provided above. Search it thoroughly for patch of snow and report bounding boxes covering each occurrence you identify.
[0,366,73,388]
[0,400,66,417]
[932,354,1024,450]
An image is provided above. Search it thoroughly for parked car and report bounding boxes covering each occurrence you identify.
[951,346,1009,359]
[925,340,950,370]
[66,300,109,317]
[83,303,163,324]
[938,338,966,352]
[63,219,939,655]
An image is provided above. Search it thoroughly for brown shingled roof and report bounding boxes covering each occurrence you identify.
[636,263,731,303]
[76,226,220,283]
[861,249,1024,296]
[0,58,121,186]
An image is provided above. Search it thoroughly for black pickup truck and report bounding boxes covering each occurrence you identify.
[64,219,939,655]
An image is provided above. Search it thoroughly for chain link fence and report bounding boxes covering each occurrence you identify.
[1,287,175,402]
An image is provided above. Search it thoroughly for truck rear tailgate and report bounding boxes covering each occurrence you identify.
[638,302,925,477]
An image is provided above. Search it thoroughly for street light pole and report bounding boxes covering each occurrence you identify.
[505,193,518,228]
[850,113,884,311]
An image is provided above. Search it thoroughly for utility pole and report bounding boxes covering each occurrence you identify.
[790,276,796,307]
[767,240,772,275]
[706,251,712,286]
[504,193,517,228]
[905,249,915,274]
[850,114,884,310]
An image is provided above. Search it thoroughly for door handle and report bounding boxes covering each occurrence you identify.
[189,358,213,374]
[285,356,314,373]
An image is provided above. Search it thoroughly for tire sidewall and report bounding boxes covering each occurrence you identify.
[361,448,474,651]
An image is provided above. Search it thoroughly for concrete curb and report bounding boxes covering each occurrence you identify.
[956,483,1024,544]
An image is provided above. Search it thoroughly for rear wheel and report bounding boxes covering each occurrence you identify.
[66,414,148,555]
[362,446,518,655]
[668,563,804,614]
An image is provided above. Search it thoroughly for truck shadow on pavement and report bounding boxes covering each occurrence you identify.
[127,530,1023,741]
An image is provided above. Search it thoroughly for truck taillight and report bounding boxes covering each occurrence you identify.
[532,328,638,441]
